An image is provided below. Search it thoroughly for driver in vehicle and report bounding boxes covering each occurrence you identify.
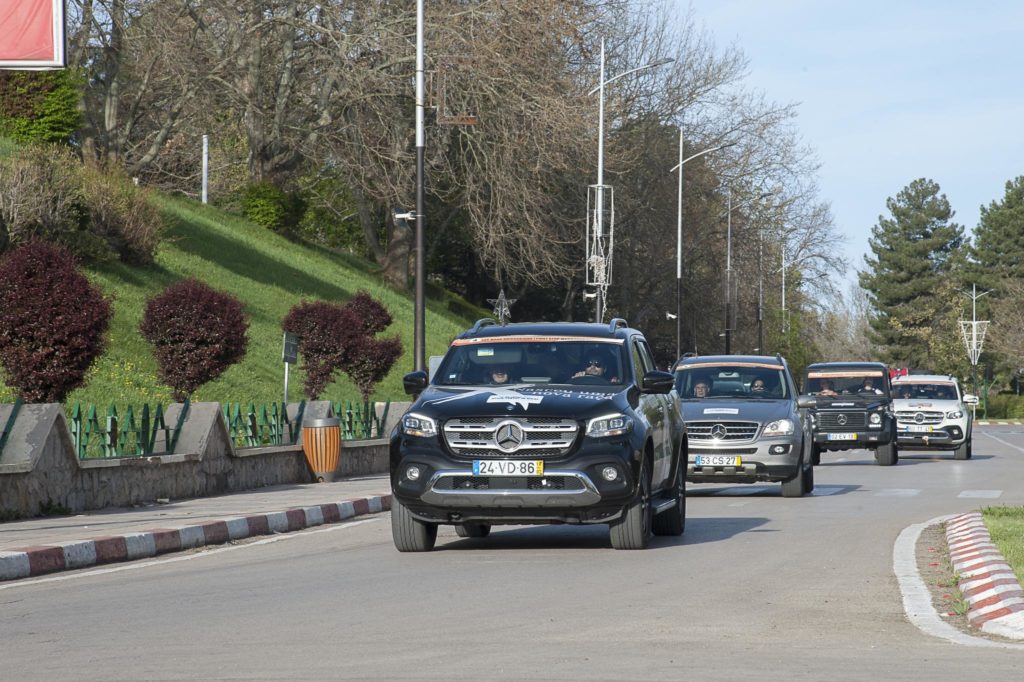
[750,378,767,394]
[817,379,838,397]
[693,379,712,398]
[859,377,883,394]
[572,351,620,383]
[488,366,511,384]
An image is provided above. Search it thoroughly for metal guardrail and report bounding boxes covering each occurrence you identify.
[70,399,190,459]
[332,399,390,440]
[223,401,306,449]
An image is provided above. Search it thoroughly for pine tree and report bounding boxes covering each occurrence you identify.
[859,178,966,366]
[971,176,1024,290]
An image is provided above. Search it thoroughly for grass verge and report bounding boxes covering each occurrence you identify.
[981,505,1024,584]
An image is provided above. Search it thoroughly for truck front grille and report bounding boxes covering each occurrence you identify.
[687,421,760,442]
[443,417,578,458]
[817,412,866,430]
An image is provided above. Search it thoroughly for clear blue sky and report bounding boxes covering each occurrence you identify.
[685,0,1024,284]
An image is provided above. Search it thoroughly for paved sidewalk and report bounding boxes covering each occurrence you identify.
[0,475,391,581]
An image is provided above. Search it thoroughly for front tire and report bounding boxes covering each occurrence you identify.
[810,443,821,466]
[391,497,438,552]
[653,468,686,536]
[954,440,970,460]
[781,458,807,498]
[876,441,898,466]
[610,460,652,549]
[803,456,815,493]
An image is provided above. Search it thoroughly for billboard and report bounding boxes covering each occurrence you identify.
[0,0,66,69]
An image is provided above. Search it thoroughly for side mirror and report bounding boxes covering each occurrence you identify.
[797,395,817,409]
[641,370,675,394]
[963,394,979,406]
[403,370,429,396]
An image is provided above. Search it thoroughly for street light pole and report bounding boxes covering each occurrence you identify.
[757,226,764,354]
[413,0,426,371]
[588,45,673,323]
[725,188,732,354]
[672,135,734,359]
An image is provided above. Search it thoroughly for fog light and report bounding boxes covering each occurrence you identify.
[772,445,786,454]
[601,466,619,481]
[405,465,421,481]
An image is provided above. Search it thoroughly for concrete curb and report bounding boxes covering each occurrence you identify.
[946,511,1024,639]
[975,421,1024,426]
[0,494,391,582]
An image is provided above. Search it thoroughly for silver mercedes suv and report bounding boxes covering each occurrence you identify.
[673,354,816,497]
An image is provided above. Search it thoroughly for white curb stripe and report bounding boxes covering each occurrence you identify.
[266,511,290,533]
[60,541,97,569]
[303,506,324,527]
[982,612,1024,639]
[179,525,205,549]
[0,552,30,581]
[225,517,250,540]
[124,533,157,560]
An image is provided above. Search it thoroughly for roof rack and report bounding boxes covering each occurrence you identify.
[608,318,628,332]
[469,318,497,334]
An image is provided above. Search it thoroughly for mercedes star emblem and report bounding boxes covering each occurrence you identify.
[710,424,727,440]
[837,414,848,426]
[495,422,525,452]
[915,412,925,424]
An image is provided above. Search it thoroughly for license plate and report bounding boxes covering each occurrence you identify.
[827,433,857,441]
[694,455,741,466]
[473,460,544,476]
[902,425,932,433]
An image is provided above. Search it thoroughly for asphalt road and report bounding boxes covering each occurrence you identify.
[4,427,1024,680]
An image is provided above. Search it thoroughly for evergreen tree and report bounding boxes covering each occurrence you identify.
[859,178,966,366]
[971,176,1024,290]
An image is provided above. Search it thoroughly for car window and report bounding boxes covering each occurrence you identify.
[676,363,789,399]
[434,338,627,387]
[804,370,889,397]
[894,382,958,400]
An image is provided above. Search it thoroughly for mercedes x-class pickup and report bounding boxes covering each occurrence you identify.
[892,374,976,459]
[390,319,686,551]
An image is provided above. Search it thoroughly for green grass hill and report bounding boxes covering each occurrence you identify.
[0,194,484,409]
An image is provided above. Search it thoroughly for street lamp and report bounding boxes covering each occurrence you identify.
[724,189,773,354]
[587,39,673,322]
[671,133,734,359]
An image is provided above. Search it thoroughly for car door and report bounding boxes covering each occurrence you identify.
[634,338,671,489]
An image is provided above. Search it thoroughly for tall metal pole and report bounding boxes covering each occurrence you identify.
[594,38,606,323]
[725,188,732,354]
[413,0,426,371]
[781,240,787,336]
[675,128,683,358]
[201,134,209,204]
[757,226,764,353]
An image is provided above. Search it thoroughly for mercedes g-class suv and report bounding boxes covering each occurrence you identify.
[892,374,977,459]
[802,362,898,466]
[390,319,686,552]
[673,354,816,497]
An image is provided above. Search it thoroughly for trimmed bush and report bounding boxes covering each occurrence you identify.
[282,291,403,400]
[241,182,305,236]
[0,241,111,402]
[0,70,82,144]
[140,279,249,401]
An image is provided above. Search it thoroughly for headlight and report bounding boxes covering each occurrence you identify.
[762,419,795,437]
[946,410,963,419]
[587,413,633,438]
[870,413,882,425]
[402,413,437,438]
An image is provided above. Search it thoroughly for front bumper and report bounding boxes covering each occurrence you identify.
[895,423,966,449]
[391,438,639,525]
[685,437,801,484]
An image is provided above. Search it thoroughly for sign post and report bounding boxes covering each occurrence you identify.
[283,332,299,406]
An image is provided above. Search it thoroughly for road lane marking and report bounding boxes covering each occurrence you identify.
[894,514,1024,649]
[876,489,921,497]
[0,518,379,591]
[810,486,844,496]
[958,490,1003,499]
[981,430,1024,453]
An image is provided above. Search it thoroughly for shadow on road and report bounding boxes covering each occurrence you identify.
[435,515,772,551]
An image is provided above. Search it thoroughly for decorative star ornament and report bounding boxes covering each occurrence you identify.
[487,289,517,326]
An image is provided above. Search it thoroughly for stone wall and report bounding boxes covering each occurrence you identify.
[0,399,411,519]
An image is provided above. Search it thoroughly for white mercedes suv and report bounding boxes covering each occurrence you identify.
[891,374,977,460]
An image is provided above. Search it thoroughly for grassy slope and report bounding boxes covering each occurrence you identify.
[0,194,483,407]
[982,506,1024,583]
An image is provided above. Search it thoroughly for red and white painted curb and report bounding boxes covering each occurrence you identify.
[0,494,391,582]
[946,511,1024,639]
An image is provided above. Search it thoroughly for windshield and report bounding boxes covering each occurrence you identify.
[675,363,789,400]
[433,337,628,387]
[804,369,890,398]
[893,382,959,401]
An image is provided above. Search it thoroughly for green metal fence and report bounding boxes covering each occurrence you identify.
[332,399,391,440]
[222,401,306,449]
[69,400,190,459]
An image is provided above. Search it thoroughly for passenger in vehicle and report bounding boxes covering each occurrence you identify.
[859,377,883,394]
[572,350,620,383]
[817,379,838,397]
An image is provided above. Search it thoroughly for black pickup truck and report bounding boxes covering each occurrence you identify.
[802,361,899,466]
[390,318,686,551]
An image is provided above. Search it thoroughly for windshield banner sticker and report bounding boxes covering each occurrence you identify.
[425,386,610,411]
